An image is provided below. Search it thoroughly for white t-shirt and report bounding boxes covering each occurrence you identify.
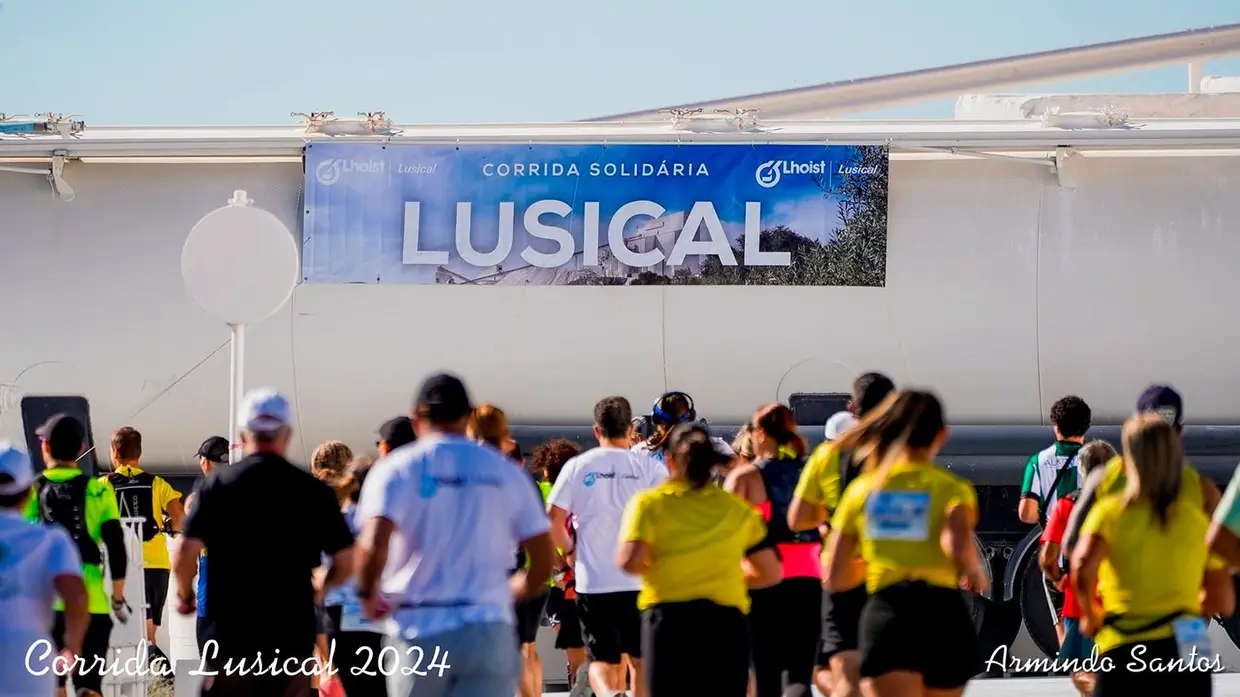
[356,434,550,641]
[0,510,83,697]
[546,447,665,594]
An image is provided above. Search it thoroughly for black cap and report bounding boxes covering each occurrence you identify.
[196,436,230,464]
[37,413,86,462]
[378,416,416,450]
[1136,385,1184,429]
[415,373,472,422]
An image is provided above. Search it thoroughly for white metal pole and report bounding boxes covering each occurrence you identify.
[1189,61,1204,92]
[228,323,247,464]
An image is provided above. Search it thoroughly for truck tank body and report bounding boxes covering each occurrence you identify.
[3,155,1240,472]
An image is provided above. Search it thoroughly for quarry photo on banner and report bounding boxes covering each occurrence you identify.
[301,143,889,286]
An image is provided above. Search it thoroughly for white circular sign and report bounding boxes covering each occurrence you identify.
[181,194,299,324]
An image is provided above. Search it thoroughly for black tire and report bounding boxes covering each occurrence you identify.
[964,535,990,633]
[1017,547,1061,658]
[1217,576,1240,650]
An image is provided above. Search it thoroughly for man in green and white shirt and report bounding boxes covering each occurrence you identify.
[1019,396,1092,526]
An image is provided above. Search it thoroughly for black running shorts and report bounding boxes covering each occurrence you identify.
[858,581,978,689]
[577,590,643,663]
[547,586,585,650]
[53,612,113,692]
[642,600,749,696]
[144,568,170,627]
[515,590,548,645]
[1095,637,1211,697]
[818,583,868,665]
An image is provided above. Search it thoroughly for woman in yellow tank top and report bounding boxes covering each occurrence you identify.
[823,390,986,697]
[1071,413,1233,697]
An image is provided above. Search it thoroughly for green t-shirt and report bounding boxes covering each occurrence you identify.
[25,467,121,614]
[1020,441,1083,521]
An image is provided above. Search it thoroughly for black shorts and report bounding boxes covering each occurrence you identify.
[515,590,548,645]
[1095,637,1212,697]
[643,600,749,696]
[144,568,170,627]
[858,581,978,689]
[749,578,821,696]
[819,583,868,665]
[547,586,585,650]
[53,612,113,692]
[577,590,643,663]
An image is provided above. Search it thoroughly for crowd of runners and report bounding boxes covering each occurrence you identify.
[3,371,1240,697]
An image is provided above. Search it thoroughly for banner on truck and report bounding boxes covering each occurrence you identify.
[301,143,888,286]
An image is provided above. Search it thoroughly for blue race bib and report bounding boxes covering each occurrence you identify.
[865,491,931,541]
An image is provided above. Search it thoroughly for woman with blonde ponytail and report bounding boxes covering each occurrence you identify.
[822,390,983,697]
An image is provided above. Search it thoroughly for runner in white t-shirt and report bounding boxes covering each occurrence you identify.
[548,396,663,697]
[632,391,733,469]
[0,441,90,697]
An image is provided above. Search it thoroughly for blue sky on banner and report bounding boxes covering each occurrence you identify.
[303,143,861,284]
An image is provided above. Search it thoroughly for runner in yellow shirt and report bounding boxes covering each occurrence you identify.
[788,371,895,697]
[1071,413,1233,697]
[102,427,182,666]
[824,390,985,697]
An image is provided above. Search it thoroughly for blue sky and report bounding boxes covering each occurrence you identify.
[2,0,1239,124]
[302,143,857,282]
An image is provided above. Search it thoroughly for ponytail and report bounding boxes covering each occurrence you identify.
[751,403,808,458]
[666,423,731,489]
[1120,413,1183,529]
[829,390,946,491]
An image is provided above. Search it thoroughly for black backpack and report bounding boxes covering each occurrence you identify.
[106,470,161,541]
[759,456,821,545]
[35,473,102,565]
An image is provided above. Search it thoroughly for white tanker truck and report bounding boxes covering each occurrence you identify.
[7,98,1240,668]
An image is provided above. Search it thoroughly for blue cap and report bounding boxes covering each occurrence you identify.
[238,388,292,433]
[0,441,34,496]
[1136,385,1183,428]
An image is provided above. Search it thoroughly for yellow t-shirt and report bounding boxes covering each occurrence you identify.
[831,461,978,594]
[1080,495,1225,655]
[103,465,182,569]
[793,442,846,514]
[1097,456,1204,509]
[620,479,766,613]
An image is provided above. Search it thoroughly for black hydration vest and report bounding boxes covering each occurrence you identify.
[34,473,102,565]
[106,470,161,541]
[758,456,821,545]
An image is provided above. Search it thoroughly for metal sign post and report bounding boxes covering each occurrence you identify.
[181,190,298,464]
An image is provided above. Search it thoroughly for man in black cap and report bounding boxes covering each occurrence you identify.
[356,373,554,697]
[26,414,129,697]
[1062,385,1222,558]
[376,416,416,457]
[196,436,229,476]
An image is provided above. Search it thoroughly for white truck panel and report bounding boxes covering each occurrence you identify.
[2,156,1238,472]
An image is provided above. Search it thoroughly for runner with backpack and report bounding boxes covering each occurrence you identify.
[724,403,817,697]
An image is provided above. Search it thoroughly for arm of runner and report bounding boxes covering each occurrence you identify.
[1017,454,1040,524]
[825,482,866,593]
[1061,466,1106,557]
[155,477,184,532]
[46,529,86,656]
[788,445,833,532]
[510,468,553,601]
[1070,500,1112,636]
[91,479,127,602]
[1039,498,1071,581]
[547,505,573,557]
[354,460,402,618]
[741,507,779,589]
[176,479,214,614]
[617,494,653,575]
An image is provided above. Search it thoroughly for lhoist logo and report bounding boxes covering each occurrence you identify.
[754,160,781,188]
[315,158,386,187]
[315,159,343,187]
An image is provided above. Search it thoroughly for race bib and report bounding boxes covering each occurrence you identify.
[1173,617,1211,662]
[865,491,931,541]
[340,597,383,633]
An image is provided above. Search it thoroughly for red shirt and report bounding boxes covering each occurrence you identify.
[1041,496,1080,619]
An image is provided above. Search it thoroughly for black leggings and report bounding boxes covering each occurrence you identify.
[749,578,821,697]
[1095,637,1212,697]
[643,600,750,697]
[324,605,387,697]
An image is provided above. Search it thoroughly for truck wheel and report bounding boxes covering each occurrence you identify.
[1017,550,1060,658]
[964,534,991,632]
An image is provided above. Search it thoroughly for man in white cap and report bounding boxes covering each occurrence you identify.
[0,441,90,697]
[175,388,355,697]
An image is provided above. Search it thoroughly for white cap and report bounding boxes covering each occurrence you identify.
[0,441,34,496]
[238,388,292,433]
[824,411,857,441]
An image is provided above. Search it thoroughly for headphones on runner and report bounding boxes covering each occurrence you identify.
[651,391,696,426]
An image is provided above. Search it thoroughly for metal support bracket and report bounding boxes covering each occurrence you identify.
[1054,146,1079,189]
